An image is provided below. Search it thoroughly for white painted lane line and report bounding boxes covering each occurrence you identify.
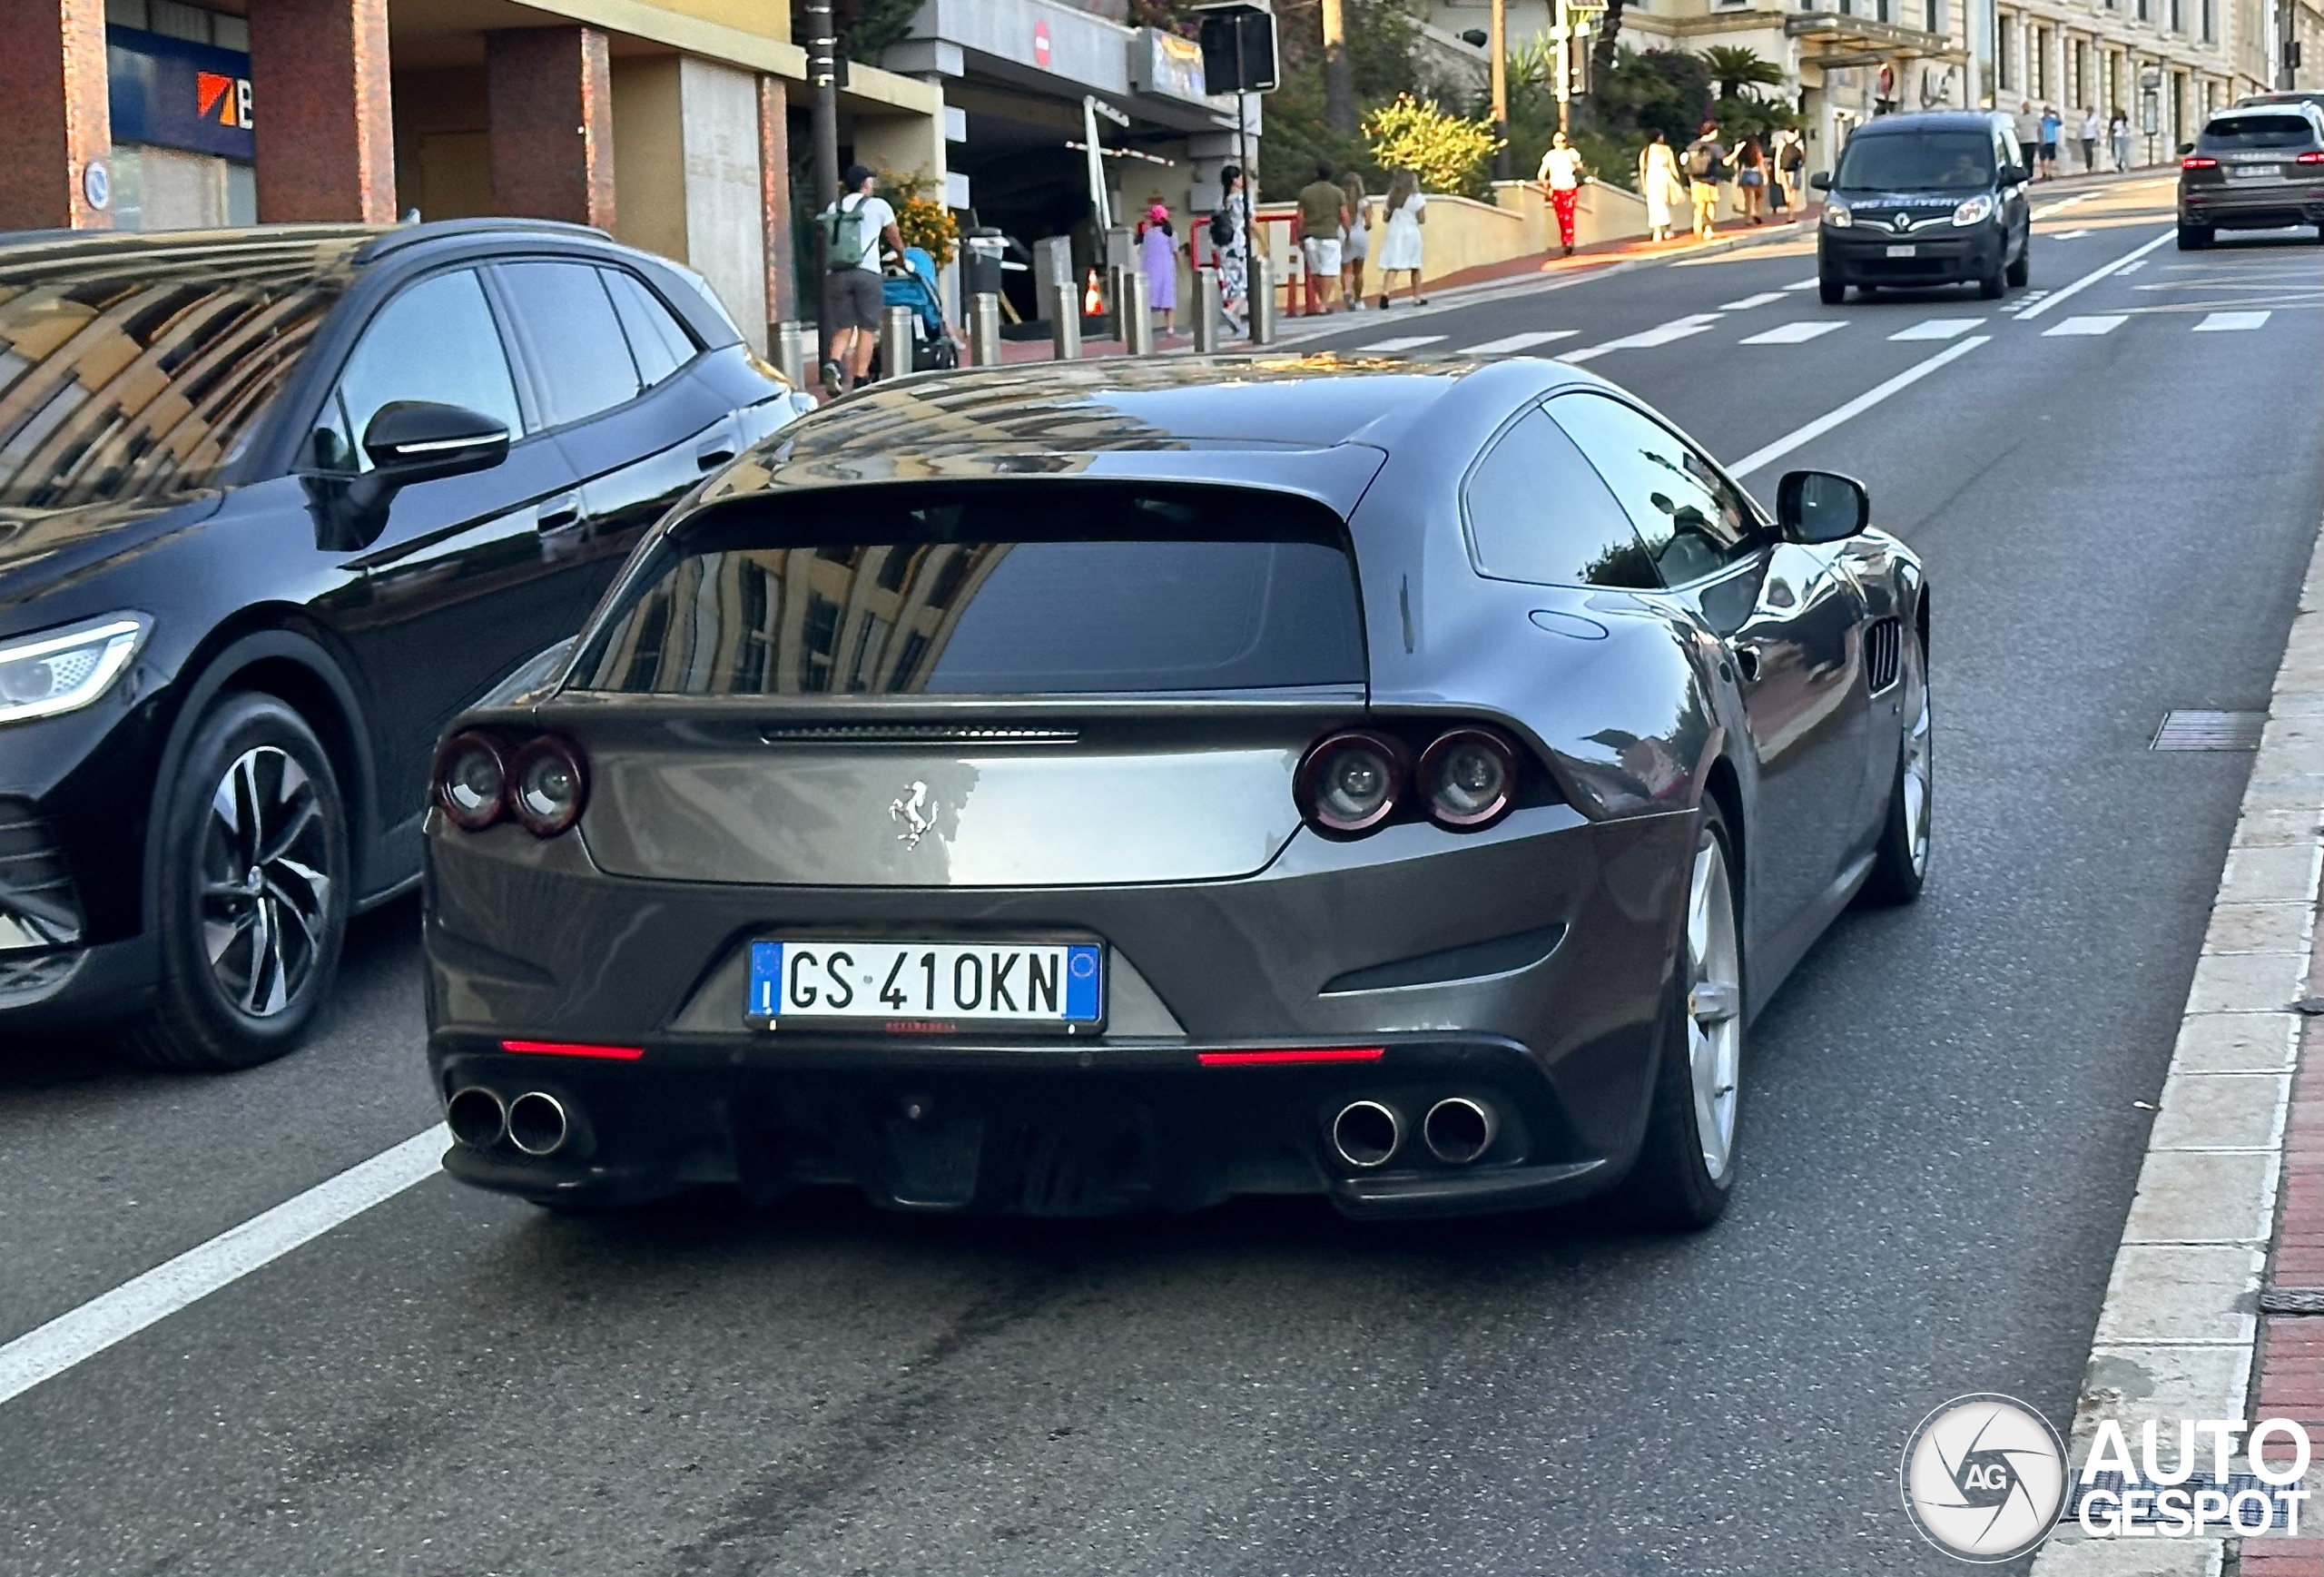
[2046,228,2093,241]
[1560,312,1724,362]
[0,1126,448,1410]
[1719,291,1789,310]
[2042,313,2129,336]
[2014,227,2173,319]
[1783,277,1820,290]
[1888,317,1985,340]
[2194,310,2272,331]
[1738,320,1846,345]
[2031,190,2102,221]
[1461,330,1580,353]
[1353,335,1446,353]
[1726,336,1990,479]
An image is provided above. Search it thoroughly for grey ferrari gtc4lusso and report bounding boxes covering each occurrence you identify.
[420,355,1931,1228]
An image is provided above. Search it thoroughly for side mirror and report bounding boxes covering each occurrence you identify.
[304,401,508,551]
[1777,468,1869,544]
[1809,171,1833,191]
[2177,141,2195,155]
[2001,163,2029,184]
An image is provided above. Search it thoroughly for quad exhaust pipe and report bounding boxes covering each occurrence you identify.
[1330,1097,1500,1169]
[1423,1097,1497,1165]
[446,1087,571,1157]
[1330,1099,1403,1168]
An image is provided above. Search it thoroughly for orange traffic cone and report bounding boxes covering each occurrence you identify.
[1082,268,1104,319]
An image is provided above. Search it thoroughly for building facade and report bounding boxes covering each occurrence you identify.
[0,0,949,351]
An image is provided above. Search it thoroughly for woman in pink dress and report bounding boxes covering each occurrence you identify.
[1137,203,1178,335]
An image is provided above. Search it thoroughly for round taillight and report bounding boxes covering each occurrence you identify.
[1297,731,1407,835]
[1418,727,1520,830]
[507,736,587,837]
[436,733,507,832]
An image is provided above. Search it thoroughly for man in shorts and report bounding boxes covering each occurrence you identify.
[1684,123,1729,241]
[1295,160,1348,314]
[818,163,904,397]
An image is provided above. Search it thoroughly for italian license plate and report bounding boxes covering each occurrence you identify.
[1886,243,1917,258]
[2228,164,2277,180]
[747,940,1104,1028]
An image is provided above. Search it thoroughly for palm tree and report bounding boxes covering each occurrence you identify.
[1701,45,1786,103]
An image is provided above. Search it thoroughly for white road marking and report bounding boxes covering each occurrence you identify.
[1889,317,1985,340]
[2031,190,2102,221]
[2118,259,2149,274]
[1461,330,1580,353]
[1784,277,1821,290]
[1738,320,1848,345]
[2193,310,2272,331]
[1353,335,1446,353]
[2042,313,2129,336]
[1719,291,1789,310]
[2015,228,2173,319]
[2047,228,2093,241]
[1726,336,1991,479]
[0,1126,448,1410]
[1560,312,1724,361]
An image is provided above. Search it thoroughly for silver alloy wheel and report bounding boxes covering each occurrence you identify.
[1686,830,1742,1183]
[1902,635,1933,880]
[200,745,332,1017]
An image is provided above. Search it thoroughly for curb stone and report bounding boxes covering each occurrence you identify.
[2031,517,2324,1574]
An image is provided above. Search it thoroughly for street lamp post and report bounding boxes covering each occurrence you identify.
[1491,0,1511,180]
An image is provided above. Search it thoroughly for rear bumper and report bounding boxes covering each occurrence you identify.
[1819,228,2002,284]
[2178,186,2324,228]
[427,1031,1634,1218]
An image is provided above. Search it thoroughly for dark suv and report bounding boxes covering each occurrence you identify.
[0,221,803,1068]
[1812,111,2032,303]
[2177,105,2324,247]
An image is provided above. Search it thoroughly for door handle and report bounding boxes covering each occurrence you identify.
[537,493,583,534]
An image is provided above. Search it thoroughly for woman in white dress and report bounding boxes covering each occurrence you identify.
[1374,169,1427,308]
[1638,131,1682,242]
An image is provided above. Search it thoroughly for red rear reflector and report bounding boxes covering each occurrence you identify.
[1196,1047,1386,1067]
[2181,155,2218,169]
[500,1039,644,1060]
[2298,151,2324,164]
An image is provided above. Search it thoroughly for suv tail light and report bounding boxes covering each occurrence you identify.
[2297,151,2324,164]
[2181,155,2219,169]
[435,732,587,838]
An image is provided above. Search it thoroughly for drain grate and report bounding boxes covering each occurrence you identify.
[2151,710,2265,751]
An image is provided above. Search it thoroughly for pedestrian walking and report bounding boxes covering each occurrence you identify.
[1538,131,1588,255]
[2079,106,2101,174]
[1338,171,1370,308]
[2039,103,2062,177]
[2111,111,2134,172]
[815,163,902,399]
[1684,122,1730,241]
[1374,168,1427,308]
[1211,165,1249,331]
[1295,160,1348,314]
[1137,202,1177,335]
[1639,131,1682,241]
[1775,127,1806,212]
[1735,135,1768,224]
[2014,100,2043,174]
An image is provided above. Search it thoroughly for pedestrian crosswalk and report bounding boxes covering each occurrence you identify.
[1461,330,1581,353]
[1739,320,1846,345]
[1562,313,1725,361]
[1353,335,1447,353]
[1719,291,1789,310]
[2193,310,2271,332]
[1888,318,1984,340]
[2042,314,2129,337]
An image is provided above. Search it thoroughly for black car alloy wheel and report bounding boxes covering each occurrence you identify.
[126,693,349,1070]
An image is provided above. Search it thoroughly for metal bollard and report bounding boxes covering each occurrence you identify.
[773,320,805,388]
[1192,268,1222,353]
[879,304,916,382]
[1122,271,1153,356]
[1250,256,1277,345]
[969,291,1002,367]
[1050,283,1082,360]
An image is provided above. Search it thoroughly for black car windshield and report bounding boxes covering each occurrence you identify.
[2199,114,2319,151]
[0,234,357,508]
[576,482,1367,696]
[1835,131,1996,191]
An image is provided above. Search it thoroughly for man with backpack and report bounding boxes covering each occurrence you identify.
[818,163,905,399]
[1684,123,1730,242]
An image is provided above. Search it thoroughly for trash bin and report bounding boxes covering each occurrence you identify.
[963,229,1005,301]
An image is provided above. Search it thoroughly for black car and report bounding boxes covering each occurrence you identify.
[420,357,1929,1225]
[2177,105,2324,247]
[1813,112,2032,303]
[0,221,803,1068]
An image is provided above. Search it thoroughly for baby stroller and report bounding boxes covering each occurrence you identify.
[873,246,960,377]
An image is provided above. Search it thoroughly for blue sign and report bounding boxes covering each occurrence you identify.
[106,25,254,163]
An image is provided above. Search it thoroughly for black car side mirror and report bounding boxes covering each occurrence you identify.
[305,401,510,552]
[1777,468,1869,544]
[1809,171,1832,191]
[2001,163,2029,184]
[2178,141,2195,155]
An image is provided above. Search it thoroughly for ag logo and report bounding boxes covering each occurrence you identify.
[1900,1393,2068,1562]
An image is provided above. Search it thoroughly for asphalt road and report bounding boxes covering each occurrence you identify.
[5,177,2321,1576]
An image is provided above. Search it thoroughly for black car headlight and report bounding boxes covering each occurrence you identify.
[0,614,149,725]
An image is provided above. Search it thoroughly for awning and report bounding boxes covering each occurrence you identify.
[1787,12,1968,69]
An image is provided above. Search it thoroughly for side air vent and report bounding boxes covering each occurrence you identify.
[758,724,1080,746]
[0,798,83,952]
[1864,617,1903,695]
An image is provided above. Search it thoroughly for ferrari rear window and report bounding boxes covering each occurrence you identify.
[2199,114,2319,151]
[575,482,1366,696]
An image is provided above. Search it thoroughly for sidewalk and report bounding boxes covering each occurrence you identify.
[2034,520,2324,1576]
